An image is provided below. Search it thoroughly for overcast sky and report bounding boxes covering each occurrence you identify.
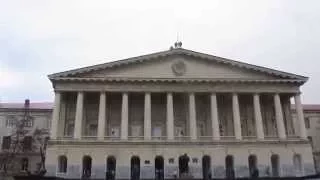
[0,0,319,103]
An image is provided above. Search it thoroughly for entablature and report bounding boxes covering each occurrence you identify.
[53,81,300,93]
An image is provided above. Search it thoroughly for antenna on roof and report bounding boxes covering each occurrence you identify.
[177,32,179,42]
[170,33,182,50]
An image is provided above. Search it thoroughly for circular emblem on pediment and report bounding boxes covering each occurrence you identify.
[171,59,186,76]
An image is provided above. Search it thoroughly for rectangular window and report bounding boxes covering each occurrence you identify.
[88,124,97,136]
[2,136,11,150]
[308,136,313,147]
[23,136,32,151]
[305,117,310,129]
[6,116,16,127]
[110,127,120,137]
[23,118,33,127]
[152,126,162,137]
[131,125,142,137]
[65,123,74,136]
[175,126,184,137]
[197,123,205,137]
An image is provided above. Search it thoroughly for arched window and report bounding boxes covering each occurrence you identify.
[131,156,140,180]
[202,155,211,180]
[155,156,164,180]
[293,154,303,176]
[106,156,116,180]
[271,154,280,177]
[21,158,28,171]
[58,155,68,173]
[178,154,190,176]
[248,155,258,178]
[225,155,235,178]
[82,155,92,178]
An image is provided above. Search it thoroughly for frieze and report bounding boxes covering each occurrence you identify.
[54,81,300,93]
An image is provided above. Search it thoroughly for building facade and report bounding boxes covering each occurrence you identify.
[45,45,315,179]
[0,100,52,174]
[293,104,320,173]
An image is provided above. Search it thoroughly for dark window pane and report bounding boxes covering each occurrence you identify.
[23,136,32,151]
[2,136,11,150]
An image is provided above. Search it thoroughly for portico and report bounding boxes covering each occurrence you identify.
[46,45,314,179]
[51,91,306,141]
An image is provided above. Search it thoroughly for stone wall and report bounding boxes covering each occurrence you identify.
[45,142,315,179]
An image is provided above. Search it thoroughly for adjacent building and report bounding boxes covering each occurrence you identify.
[44,44,315,179]
[293,104,320,173]
[0,100,52,174]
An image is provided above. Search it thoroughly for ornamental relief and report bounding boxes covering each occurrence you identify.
[171,59,186,76]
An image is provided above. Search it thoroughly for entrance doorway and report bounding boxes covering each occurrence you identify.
[225,155,235,179]
[155,156,164,180]
[106,156,116,180]
[248,155,258,178]
[271,154,280,177]
[179,154,190,177]
[82,155,92,179]
[131,156,140,180]
[202,155,211,180]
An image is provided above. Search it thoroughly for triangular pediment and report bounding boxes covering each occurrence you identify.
[48,48,307,83]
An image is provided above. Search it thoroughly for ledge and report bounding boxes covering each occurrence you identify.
[48,138,309,147]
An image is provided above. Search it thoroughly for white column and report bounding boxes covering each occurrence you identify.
[274,93,286,139]
[167,93,174,140]
[121,93,128,140]
[210,93,220,140]
[295,93,307,139]
[97,92,106,140]
[253,93,264,140]
[51,91,61,139]
[232,93,242,140]
[144,92,151,140]
[189,93,197,140]
[74,92,84,139]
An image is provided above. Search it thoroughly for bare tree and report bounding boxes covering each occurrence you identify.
[0,100,49,177]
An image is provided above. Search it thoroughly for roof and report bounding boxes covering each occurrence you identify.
[0,102,53,110]
[291,104,320,111]
[302,104,320,111]
[48,48,308,83]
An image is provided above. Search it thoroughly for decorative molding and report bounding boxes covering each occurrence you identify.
[171,59,186,76]
[48,139,310,147]
[54,81,300,93]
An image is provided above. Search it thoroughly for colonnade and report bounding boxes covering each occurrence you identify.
[50,91,307,141]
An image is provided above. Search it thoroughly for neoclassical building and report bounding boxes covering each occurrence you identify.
[45,43,315,179]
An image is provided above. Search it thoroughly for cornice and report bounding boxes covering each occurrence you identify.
[51,77,305,85]
[48,139,309,147]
